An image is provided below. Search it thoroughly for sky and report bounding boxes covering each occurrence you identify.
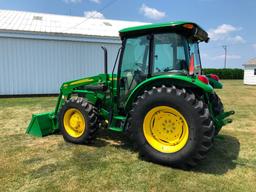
[0,0,256,68]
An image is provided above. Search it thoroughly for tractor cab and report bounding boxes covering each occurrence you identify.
[118,21,208,106]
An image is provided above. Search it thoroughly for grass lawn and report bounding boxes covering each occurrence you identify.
[0,80,256,192]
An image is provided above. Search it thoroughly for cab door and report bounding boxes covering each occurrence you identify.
[118,35,150,108]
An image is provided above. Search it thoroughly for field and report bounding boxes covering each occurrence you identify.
[0,80,256,192]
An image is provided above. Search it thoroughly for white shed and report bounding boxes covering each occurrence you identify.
[243,58,256,85]
[0,10,146,95]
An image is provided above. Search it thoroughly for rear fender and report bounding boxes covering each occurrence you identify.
[124,74,213,111]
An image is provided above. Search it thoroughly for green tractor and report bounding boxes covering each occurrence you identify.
[27,21,234,167]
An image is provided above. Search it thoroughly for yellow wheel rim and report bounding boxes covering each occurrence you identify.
[63,108,86,138]
[143,106,189,153]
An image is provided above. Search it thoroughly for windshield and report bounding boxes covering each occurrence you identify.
[153,33,190,75]
[189,42,202,75]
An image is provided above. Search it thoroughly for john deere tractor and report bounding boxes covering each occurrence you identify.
[27,21,234,167]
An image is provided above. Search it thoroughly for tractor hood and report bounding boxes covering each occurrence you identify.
[61,74,108,95]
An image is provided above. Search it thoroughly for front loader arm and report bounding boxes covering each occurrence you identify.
[26,74,108,137]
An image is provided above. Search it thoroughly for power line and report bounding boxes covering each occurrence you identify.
[65,0,119,32]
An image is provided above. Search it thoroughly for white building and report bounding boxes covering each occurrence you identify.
[243,58,256,85]
[0,10,146,95]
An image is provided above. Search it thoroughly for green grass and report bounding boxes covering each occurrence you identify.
[0,80,256,192]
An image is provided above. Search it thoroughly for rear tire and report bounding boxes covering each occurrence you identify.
[58,97,99,144]
[128,85,214,168]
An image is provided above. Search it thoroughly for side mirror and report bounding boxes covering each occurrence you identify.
[189,53,195,76]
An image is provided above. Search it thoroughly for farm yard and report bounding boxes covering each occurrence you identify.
[0,80,256,192]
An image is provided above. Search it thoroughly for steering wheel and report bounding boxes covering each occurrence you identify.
[163,67,171,72]
[135,62,144,69]
[123,68,135,73]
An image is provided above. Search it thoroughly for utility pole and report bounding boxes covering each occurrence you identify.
[222,45,227,68]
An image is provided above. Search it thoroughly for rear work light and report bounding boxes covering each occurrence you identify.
[198,75,209,84]
[183,24,194,29]
[209,74,220,81]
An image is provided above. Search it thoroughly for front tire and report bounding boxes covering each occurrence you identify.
[128,86,214,168]
[58,97,99,144]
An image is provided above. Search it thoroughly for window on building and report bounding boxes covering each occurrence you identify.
[254,68,256,76]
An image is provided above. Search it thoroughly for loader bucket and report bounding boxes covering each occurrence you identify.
[26,112,58,137]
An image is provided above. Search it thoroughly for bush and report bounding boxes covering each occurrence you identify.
[203,68,244,79]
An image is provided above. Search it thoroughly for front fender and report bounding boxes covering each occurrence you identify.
[207,77,223,89]
[124,74,213,111]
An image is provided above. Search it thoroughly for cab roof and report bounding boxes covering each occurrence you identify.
[119,21,209,42]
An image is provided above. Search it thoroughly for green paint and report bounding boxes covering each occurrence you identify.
[207,76,223,89]
[108,115,127,132]
[124,74,213,111]
[26,21,233,138]
[213,110,235,132]
[119,21,209,42]
[108,126,123,132]
[113,116,126,120]
[26,112,57,137]
[99,108,110,120]
[119,21,190,33]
